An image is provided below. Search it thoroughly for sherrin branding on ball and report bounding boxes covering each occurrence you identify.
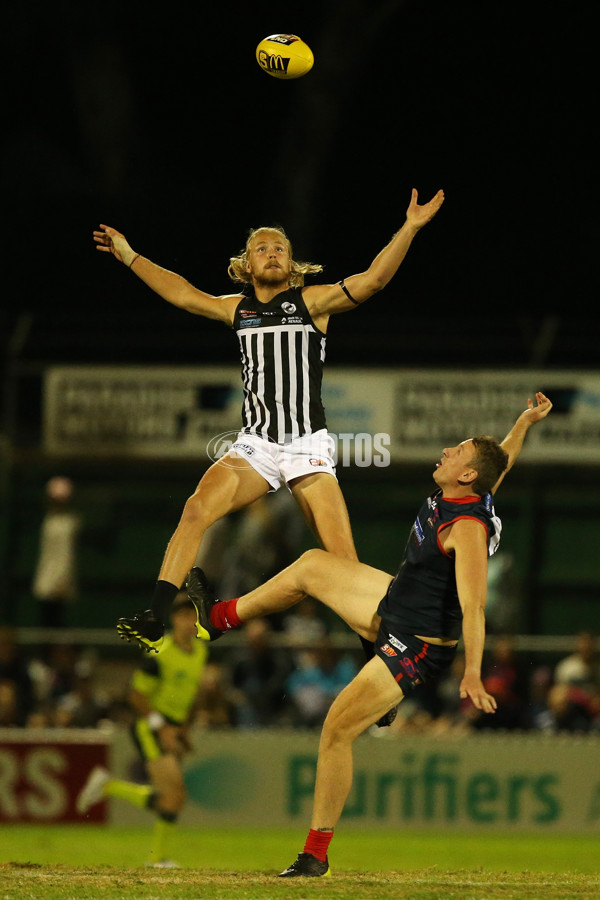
[256,34,314,79]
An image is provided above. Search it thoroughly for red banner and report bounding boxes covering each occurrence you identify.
[0,729,110,823]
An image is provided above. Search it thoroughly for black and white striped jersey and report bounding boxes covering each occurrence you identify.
[232,287,327,444]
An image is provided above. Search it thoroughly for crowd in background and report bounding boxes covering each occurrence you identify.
[1,476,597,737]
[1,619,599,737]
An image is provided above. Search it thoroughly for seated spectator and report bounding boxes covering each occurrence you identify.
[195,662,240,729]
[525,665,555,731]
[286,638,357,729]
[54,673,109,728]
[0,680,20,726]
[546,682,597,733]
[554,631,599,693]
[0,626,34,725]
[472,636,527,731]
[282,597,329,669]
[230,620,293,728]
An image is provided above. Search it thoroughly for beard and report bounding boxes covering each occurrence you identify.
[252,264,290,289]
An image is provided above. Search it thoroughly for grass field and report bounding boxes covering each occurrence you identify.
[1,827,599,899]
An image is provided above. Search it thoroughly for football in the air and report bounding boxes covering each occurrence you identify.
[255,34,314,79]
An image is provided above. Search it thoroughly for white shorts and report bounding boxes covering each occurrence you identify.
[228,429,337,491]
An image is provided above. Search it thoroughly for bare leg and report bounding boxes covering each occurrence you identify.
[290,473,357,560]
[158,454,270,589]
[235,548,392,640]
[311,657,404,829]
[146,754,186,816]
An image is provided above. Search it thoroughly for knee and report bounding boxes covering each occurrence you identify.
[156,782,186,814]
[320,707,356,749]
[294,549,328,590]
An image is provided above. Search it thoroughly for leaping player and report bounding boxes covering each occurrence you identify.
[93,187,444,660]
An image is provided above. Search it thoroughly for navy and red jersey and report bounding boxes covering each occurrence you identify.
[378,490,502,640]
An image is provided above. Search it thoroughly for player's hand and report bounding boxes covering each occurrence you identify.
[93,224,137,267]
[158,723,182,754]
[459,673,497,714]
[521,391,553,425]
[406,188,445,230]
[177,727,193,754]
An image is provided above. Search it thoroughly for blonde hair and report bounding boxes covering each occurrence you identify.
[228,226,323,288]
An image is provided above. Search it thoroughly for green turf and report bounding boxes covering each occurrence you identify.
[2,826,599,874]
[2,829,600,900]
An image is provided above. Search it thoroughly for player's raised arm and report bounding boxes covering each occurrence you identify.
[305,188,445,317]
[93,224,239,325]
[491,392,553,494]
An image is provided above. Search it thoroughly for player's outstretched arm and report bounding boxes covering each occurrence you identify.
[450,519,497,715]
[93,224,238,324]
[305,188,445,317]
[491,392,553,494]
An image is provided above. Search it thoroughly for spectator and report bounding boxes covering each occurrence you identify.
[54,673,109,728]
[554,631,599,694]
[0,626,34,725]
[472,636,527,731]
[282,596,329,669]
[0,680,20,726]
[195,662,240,729]
[525,665,555,731]
[546,682,597,733]
[31,476,81,628]
[286,638,357,728]
[230,620,292,727]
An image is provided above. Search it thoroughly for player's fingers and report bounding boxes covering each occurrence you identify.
[481,693,497,713]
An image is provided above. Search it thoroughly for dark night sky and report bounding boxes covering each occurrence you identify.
[2,0,598,368]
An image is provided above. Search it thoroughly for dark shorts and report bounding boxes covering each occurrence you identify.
[375,622,457,696]
[130,718,163,764]
[130,715,180,764]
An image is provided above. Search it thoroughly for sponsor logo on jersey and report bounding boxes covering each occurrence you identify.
[413,516,425,545]
[309,458,328,467]
[239,309,258,317]
[381,643,397,657]
[281,301,297,314]
[387,634,408,653]
[239,318,262,328]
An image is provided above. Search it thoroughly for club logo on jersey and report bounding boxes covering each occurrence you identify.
[381,643,397,657]
[387,635,408,653]
[281,302,297,314]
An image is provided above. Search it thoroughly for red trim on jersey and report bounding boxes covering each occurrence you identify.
[437,516,490,557]
[440,495,481,504]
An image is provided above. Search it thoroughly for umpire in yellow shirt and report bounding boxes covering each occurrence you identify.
[77,593,208,866]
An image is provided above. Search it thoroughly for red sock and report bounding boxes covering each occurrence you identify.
[303,828,333,862]
[209,598,242,631]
